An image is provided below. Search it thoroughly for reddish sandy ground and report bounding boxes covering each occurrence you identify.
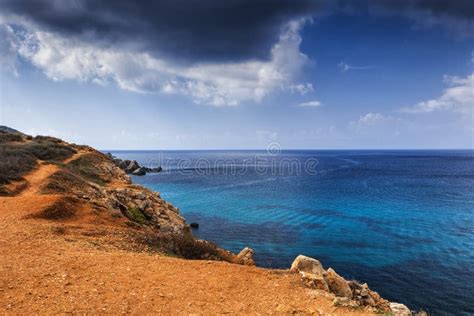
[0,155,374,315]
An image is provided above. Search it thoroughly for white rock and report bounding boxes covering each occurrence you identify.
[390,302,412,316]
[290,255,325,276]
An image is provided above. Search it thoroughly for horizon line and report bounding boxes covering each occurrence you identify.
[100,148,474,151]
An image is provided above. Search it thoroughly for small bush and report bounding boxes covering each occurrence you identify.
[140,231,225,260]
[34,135,63,143]
[0,145,37,184]
[128,207,146,224]
[171,232,223,259]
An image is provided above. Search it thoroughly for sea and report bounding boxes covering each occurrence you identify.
[108,149,474,315]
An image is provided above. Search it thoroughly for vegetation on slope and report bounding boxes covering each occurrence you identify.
[0,131,77,193]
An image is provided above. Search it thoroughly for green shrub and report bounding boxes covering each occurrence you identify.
[0,145,37,184]
[128,207,146,224]
[0,132,23,143]
[34,135,63,143]
[24,141,76,161]
[139,231,225,260]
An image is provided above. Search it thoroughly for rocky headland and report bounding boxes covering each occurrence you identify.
[105,153,162,176]
[0,127,416,315]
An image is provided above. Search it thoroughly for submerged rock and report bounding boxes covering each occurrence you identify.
[190,222,199,229]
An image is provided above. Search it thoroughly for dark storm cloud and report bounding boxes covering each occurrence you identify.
[326,0,474,18]
[1,0,472,63]
[0,0,316,62]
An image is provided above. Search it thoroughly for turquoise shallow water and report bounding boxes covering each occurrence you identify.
[109,150,474,315]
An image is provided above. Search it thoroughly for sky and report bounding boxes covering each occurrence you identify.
[0,0,473,150]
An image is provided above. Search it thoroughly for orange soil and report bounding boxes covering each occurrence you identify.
[0,155,374,315]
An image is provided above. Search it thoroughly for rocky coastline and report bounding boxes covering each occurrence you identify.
[0,127,417,315]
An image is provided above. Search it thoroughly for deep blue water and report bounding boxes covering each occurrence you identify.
[109,150,474,315]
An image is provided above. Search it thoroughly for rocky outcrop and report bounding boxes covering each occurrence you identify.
[348,280,390,311]
[236,247,255,266]
[290,255,393,313]
[106,153,162,176]
[106,186,185,233]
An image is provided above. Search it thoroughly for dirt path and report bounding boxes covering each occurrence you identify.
[18,152,84,197]
[0,156,374,315]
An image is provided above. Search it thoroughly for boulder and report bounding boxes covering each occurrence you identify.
[125,160,140,173]
[150,166,162,173]
[300,271,329,291]
[118,160,130,170]
[134,199,147,211]
[132,167,147,176]
[190,222,199,229]
[290,255,325,276]
[390,303,412,316]
[324,268,352,298]
[237,247,255,266]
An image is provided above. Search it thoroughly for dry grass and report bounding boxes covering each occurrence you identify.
[65,153,109,186]
[138,231,230,261]
[40,169,90,194]
[27,197,79,221]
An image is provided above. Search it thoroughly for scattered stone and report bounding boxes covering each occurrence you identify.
[333,297,358,308]
[300,271,329,291]
[324,268,352,299]
[236,247,255,266]
[290,255,325,276]
[390,302,412,316]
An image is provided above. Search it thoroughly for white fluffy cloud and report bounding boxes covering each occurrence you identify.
[350,112,397,132]
[402,73,473,115]
[1,18,313,107]
[298,100,322,107]
[355,112,393,125]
